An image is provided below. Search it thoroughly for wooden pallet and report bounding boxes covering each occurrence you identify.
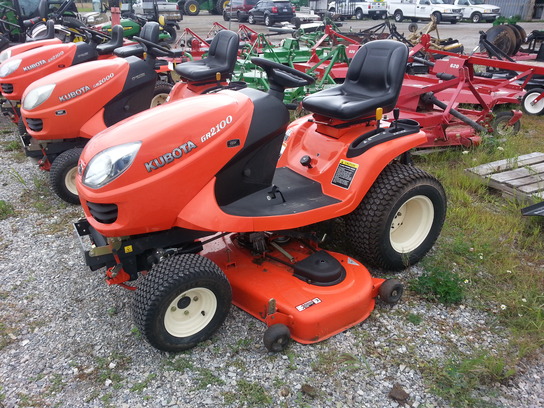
[466,152,544,201]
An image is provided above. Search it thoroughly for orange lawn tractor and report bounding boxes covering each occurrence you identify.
[21,27,240,204]
[74,40,446,352]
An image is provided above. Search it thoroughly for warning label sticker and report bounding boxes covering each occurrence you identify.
[296,298,322,312]
[332,160,359,189]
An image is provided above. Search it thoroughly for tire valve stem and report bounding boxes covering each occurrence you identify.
[193,296,199,301]
[201,311,206,316]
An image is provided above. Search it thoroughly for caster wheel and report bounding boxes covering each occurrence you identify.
[379,279,403,304]
[263,324,290,352]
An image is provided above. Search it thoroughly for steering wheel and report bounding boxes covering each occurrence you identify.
[80,26,112,44]
[132,35,172,57]
[251,57,314,89]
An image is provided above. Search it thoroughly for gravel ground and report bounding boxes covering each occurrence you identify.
[1,19,544,407]
[1,115,543,408]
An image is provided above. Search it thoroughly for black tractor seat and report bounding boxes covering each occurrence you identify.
[96,25,125,55]
[302,40,409,121]
[175,30,239,82]
[26,19,55,42]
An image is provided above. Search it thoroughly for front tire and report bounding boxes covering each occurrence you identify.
[49,148,83,205]
[432,12,442,24]
[264,14,273,26]
[471,12,482,23]
[248,13,256,24]
[133,254,232,352]
[344,163,446,271]
[522,88,544,115]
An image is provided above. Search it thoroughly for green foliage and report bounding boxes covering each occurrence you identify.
[409,266,464,305]
[430,351,516,407]
[130,373,157,392]
[223,379,272,406]
[0,200,15,220]
[407,313,423,325]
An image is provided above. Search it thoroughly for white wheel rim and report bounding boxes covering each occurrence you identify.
[65,166,78,196]
[524,92,544,115]
[164,287,217,337]
[390,195,434,253]
[150,93,169,108]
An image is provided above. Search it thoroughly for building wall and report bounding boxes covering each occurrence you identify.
[489,0,536,20]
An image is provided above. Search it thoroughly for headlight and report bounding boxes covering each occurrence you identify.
[82,142,141,189]
[484,9,491,13]
[444,9,452,13]
[0,49,12,63]
[0,58,21,77]
[22,83,56,110]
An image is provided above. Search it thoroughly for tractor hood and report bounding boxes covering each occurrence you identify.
[77,90,255,235]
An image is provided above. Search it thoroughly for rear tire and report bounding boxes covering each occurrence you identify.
[223,11,230,21]
[150,81,173,108]
[248,13,255,24]
[163,25,177,44]
[216,0,229,14]
[344,163,446,271]
[522,88,544,116]
[264,14,273,26]
[133,254,232,352]
[49,148,83,205]
[355,9,363,20]
[184,0,200,16]
[393,10,403,23]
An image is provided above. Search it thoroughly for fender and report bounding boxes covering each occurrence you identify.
[166,116,425,233]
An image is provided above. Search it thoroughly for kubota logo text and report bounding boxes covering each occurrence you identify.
[23,60,46,71]
[59,86,91,102]
[145,141,197,172]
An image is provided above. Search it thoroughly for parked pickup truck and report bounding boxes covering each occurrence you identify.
[328,0,387,20]
[387,0,463,24]
[450,0,500,23]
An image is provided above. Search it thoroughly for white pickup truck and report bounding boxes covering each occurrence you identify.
[328,0,387,20]
[450,0,500,23]
[387,0,463,24]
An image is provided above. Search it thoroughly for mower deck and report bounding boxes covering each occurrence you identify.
[202,233,385,344]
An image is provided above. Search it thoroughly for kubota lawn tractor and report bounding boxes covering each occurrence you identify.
[21,27,241,204]
[0,23,125,127]
[74,40,447,352]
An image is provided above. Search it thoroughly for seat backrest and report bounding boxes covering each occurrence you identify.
[96,25,125,54]
[342,40,408,109]
[174,30,239,82]
[140,21,160,44]
[302,40,408,121]
[206,30,239,73]
[28,19,55,42]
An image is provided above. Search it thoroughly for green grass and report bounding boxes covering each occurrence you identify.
[410,115,544,405]
[0,200,15,220]
[223,379,273,406]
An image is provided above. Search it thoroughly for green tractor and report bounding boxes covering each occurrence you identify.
[96,0,180,43]
[177,0,229,16]
[0,0,81,48]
